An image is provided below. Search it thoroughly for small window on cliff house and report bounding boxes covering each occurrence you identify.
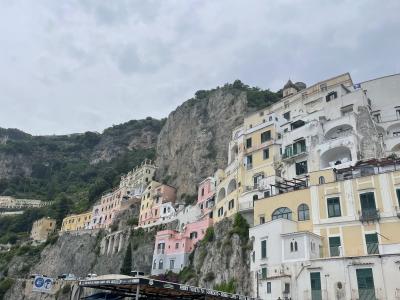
[201,188,205,196]
[190,232,198,239]
[158,259,163,270]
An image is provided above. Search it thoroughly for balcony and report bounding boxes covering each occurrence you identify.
[282,147,307,161]
[359,209,380,223]
[238,201,253,212]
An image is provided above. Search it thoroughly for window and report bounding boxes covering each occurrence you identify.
[293,139,306,155]
[190,232,198,239]
[295,161,308,175]
[327,197,341,217]
[329,236,341,257]
[261,267,267,279]
[290,241,298,252]
[360,192,376,213]
[201,188,205,196]
[259,216,265,224]
[284,283,290,294]
[283,111,290,121]
[372,113,381,123]
[228,199,235,210]
[319,176,325,184]
[175,242,179,249]
[320,83,327,91]
[218,207,224,217]
[158,259,163,269]
[397,189,400,206]
[153,260,156,269]
[298,204,310,221]
[272,207,292,220]
[264,191,270,198]
[246,138,252,148]
[261,240,267,259]
[261,131,271,143]
[326,91,337,102]
[365,233,379,254]
[253,194,259,201]
[267,282,271,293]
[263,148,270,160]
[310,272,322,295]
[356,268,376,298]
[246,155,253,168]
[169,259,175,269]
[396,108,400,119]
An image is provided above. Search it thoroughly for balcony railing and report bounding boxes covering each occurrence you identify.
[282,147,307,160]
[359,209,380,223]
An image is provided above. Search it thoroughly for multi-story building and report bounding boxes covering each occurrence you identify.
[151,178,215,275]
[61,211,92,232]
[30,217,56,241]
[213,126,245,223]
[249,159,400,300]
[119,159,157,197]
[138,181,177,227]
[0,197,50,209]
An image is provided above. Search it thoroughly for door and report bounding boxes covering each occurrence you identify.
[360,192,376,212]
[356,268,376,300]
[310,272,322,300]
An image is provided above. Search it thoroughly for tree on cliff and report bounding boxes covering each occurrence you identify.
[120,242,132,275]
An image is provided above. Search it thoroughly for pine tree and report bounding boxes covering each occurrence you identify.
[120,242,132,275]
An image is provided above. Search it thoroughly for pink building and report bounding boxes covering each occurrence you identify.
[151,177,215,275]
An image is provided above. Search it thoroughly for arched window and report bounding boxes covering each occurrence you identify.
[290,242,294,252]
[159,259,163,270]
[227,179,237,195]
[319,176,325,184]
[253,194,259,201]
[272,207,292,220]
[217,188,226,201]
[297,204,310,221]
[153,260,156,269]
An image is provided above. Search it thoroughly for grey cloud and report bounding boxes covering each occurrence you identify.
[0,0,399,135]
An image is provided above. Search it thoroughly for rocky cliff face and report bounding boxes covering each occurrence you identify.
[184,217,252,295]
[156,88,247,200]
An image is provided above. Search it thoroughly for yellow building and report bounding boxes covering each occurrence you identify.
[61,211,92,232]
[253,160,400,258]
[212,126,245,223]
[30,217,56,241]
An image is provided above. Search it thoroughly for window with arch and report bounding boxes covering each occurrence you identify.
[272,207,292,220]
[298,204,310,221]
[319,176,325,184]
[158,259,163,270]
[290,241,298,252]
[253,194,259,201]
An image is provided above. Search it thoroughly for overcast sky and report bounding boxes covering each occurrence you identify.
[0,0,399,135]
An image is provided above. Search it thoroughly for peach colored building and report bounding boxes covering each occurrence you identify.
[139,181,177,227]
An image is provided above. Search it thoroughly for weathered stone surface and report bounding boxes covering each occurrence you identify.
[156,88,247,200]
[187,218,252,295]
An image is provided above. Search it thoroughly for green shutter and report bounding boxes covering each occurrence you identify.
[261,240,267,258]
[396,189,400,206]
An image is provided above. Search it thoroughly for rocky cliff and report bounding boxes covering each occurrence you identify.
[156,87,247,201]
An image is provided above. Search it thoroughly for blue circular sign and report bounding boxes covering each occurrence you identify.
[34,277,44,288]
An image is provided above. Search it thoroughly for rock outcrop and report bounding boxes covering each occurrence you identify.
[156,88,247,200]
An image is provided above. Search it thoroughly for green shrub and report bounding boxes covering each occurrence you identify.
[214,279,236,294]
[201,227,214,244]
[204,272,215,282]
[0,277,14,300]
[127,217,138,226]
[178,267,196,282]
[229,214,249,243]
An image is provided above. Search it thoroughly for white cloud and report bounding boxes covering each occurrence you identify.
[0,0,399,135]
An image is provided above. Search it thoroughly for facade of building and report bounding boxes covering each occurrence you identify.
[0,197,50,209]
[138,181,177,227]
[151,178,215,275]
[30,217,56,241]
[119,159,157,197]
[61,211,93,232]
[249,160,400,300]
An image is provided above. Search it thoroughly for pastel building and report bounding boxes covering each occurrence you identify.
[249,158,400,300]
[151,180,215,275]
[213,126,245,223]
[61,211,92,232]
[139,181,177,227]
[30,217,56,241]
[119,159,157,197]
